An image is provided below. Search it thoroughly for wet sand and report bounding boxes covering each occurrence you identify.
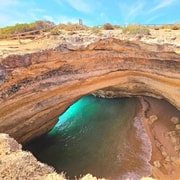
[139,97,180,180]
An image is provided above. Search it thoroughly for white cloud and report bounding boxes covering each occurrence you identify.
[0,0,20,9]
[146,14,162,23]
[66,0,93,13]
[128,3,144,19]
[148,0,176,13]
[119,1,144,23]
[0,1,46,27]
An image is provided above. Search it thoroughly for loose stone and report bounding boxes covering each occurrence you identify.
[167,131,176,137]
[170,136,177,144]
[170,116,179,124]
[153,160,161,168]
[175,124,180,130]
[148,115,158,124]
[171,156,180,165]
[174,145,180,152]
[161,151,168,157]
[165,156,171,162]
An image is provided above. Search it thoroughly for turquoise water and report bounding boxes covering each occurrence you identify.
[26,95,152,179]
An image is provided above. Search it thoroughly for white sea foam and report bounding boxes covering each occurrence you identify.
[119,116,152,179]
[133,116,152,176]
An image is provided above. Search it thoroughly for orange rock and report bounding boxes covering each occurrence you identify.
[0,38,180,143]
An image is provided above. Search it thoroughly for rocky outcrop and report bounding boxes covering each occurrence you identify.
[0,133,66,179]
[0,133,104,180]
[0,38,179,143]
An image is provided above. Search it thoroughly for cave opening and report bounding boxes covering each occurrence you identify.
[24,94,180,180]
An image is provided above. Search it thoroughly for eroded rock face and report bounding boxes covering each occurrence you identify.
[0,133,66,179]
[0,38,180,143]
[0,133,106,179]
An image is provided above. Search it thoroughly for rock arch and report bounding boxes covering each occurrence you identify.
[0,38,179,143]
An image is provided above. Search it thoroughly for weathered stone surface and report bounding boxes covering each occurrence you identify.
[0,133,106,179]
[0,38,179,143]
[0,133,66,179]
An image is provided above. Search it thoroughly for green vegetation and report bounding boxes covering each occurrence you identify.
[171,24,180,30]
[122,24,150,35]
[153,23,180,30]
[50,23,89,34]
[113,24,122,29]
[50,23,90,35]
[161,23,180,30]
[90,26,102,35]
[0,20,179,39]
[103,23,122,30]
[0,21,55,39]
[50,22,121,35]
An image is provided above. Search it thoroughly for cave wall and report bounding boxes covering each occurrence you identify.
[0,38,179,143]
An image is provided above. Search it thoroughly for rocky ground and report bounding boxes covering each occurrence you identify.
[0,133,66,180]
[0,28,180,58]
[0,133,106,180]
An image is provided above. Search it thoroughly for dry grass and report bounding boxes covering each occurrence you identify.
[122,24,150,35]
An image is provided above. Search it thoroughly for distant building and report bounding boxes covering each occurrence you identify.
[79,19,83,26]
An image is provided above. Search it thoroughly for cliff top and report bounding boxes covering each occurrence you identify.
[0,28,180,59]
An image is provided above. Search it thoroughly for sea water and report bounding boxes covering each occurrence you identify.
[26,95,152,179]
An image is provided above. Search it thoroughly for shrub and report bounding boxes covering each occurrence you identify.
[103,23,114,30]
[122,24,150,35]
[160,23,180,30]
[50,28,62,35]
[160,24,170,29]
[153,25,160,30]
[55,23,89,31]
[0,20,55,39]
[171,24,180,30]
[113,25,122,29]
[91,26,102,32]
[35,20,55,30]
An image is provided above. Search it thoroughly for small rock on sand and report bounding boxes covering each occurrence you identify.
[153,160,161,168]
[174,145,180,152]
[161,151,168,157]
[170,36,176,40]
[175,124,180,130]
[170,136,177,144]
[166,131,176,137]
[171,156,180,165]
[165,156,171,162]
[170,116,179,124]
[148,115,158,124]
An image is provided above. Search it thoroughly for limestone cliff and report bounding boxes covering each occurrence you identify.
[0,133,102,180]
[0,133,66,179]
[0,38,179,143]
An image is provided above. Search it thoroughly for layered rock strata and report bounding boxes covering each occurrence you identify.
[0,38,180,143]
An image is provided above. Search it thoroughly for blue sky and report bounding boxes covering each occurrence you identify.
[0,0,179,27]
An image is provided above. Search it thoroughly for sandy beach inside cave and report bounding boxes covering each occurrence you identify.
[139,97,180,180]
